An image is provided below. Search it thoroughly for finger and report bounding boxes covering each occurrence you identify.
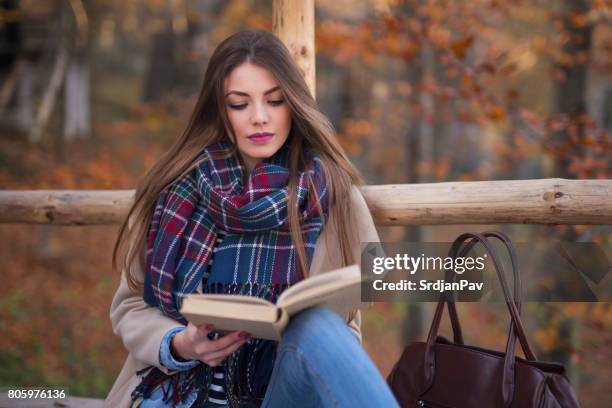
[191,323,215,341]
[206,357,223,367]
[204,338,248,361]
[199,334,245,356]
[210,331,249,349]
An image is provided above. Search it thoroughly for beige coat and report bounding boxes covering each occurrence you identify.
[105,186,380,408]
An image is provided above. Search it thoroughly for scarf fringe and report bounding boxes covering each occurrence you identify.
[131,364,212,407]
[203,281,289,301]
[225,338,277,407]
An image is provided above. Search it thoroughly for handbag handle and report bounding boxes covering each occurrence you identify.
[470,231,536,360]
[450,231,537,406]
[446,231,525,345]
[422,232,537,407]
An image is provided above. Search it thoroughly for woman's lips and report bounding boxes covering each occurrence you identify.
[247,132,274,144]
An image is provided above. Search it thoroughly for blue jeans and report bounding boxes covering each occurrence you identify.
[261,307,399,408]
[141,307,398,408]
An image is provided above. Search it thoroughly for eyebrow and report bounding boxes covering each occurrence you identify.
[225,86,281,97]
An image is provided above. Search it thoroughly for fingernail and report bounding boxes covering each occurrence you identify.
[205,324,214,331]
[238,332,250,340]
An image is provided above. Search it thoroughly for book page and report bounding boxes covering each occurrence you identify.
[277,264,360,305]
[277,264,361,316]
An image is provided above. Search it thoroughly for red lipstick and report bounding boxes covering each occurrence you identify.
[247,132,274,144]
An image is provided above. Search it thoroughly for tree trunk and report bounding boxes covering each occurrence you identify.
[547,0,594,391]
[29,48,68,143]
[29,2,70,144]
[552,0,592,177]
[142,24,177,103]
[402,17,426,345]
[63,54,91,140]
[15,58,33,133]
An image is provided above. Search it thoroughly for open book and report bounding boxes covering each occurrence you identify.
[179,264,361,340]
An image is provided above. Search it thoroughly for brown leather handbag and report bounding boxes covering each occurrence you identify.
[386,231,581,408]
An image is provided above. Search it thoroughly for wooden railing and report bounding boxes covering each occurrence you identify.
[1,179,611,226]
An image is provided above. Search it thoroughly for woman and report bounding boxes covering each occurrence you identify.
[105,29,399,408]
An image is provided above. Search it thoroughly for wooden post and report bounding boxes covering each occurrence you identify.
[273,0,316,98]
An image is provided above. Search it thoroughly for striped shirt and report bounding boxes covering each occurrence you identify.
[201,232,227,405]
[207,365,227,404]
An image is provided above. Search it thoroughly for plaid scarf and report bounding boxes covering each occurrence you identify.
[132,140,329,407]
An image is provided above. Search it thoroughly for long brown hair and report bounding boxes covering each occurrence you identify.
[113,29,364,294]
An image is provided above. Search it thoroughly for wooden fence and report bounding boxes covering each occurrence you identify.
[1,179,611,226]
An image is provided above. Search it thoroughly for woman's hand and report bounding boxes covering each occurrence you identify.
[171,322,251,367]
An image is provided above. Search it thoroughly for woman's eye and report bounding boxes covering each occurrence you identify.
[228,99,284,110]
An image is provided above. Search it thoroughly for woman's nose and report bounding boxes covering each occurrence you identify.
[251,102,269,125]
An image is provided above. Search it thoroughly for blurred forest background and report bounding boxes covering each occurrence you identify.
[0,0,610,405]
